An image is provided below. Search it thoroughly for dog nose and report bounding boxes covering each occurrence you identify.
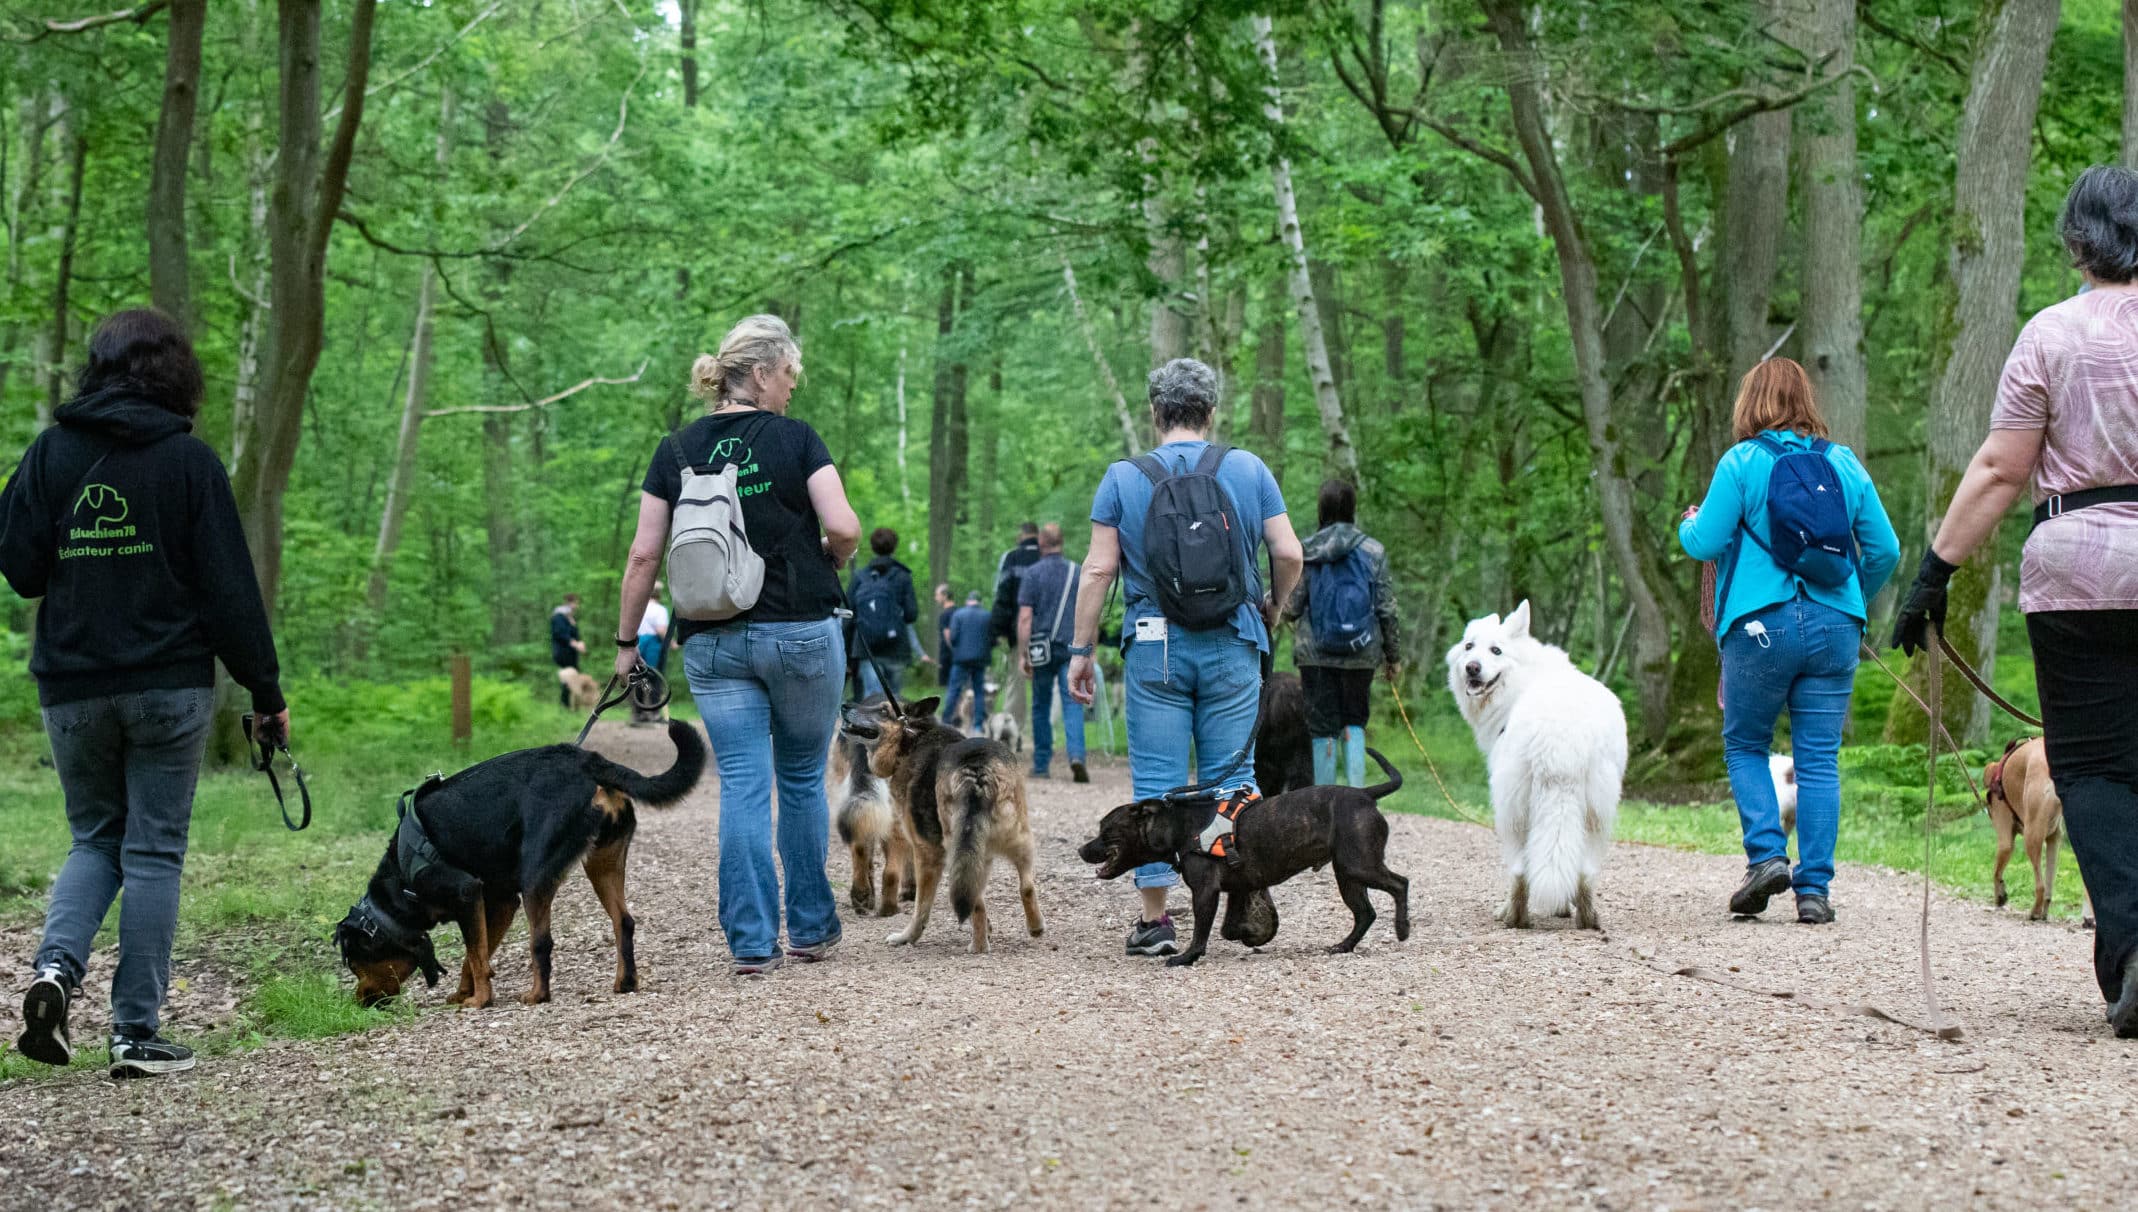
[1465,661,1481,678]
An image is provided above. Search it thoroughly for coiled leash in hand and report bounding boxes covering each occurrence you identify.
[576,662,671,747]
[241,713,312,832]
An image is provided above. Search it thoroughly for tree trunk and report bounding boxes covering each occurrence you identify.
[232,0,381,619]
[41,125,87,431]
[1887,0,2060,746]
[1145,197,1190,369]
[926,267,969,591]
[1060,251,1142,456]
[978,364,1001,546]
[1250,282,1286,478]
[148,0,206,330]
[482,413,518,645]
[364,85,454,632]
[1253,14,1358,484]
[1792,0,1867,454]
[1382,256,1407,411]
[679,0,699,110]
[2126,0,2138,167]
[1722,110,1790,388]
[895,336,911,507]
[1483,0,1674,743]
[0,89,57,408]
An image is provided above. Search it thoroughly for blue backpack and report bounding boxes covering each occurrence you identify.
[1307,546,1379,659]
[1718,435,1859,619]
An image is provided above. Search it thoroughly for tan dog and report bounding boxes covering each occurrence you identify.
[558,667,602,711]
[839,696,1042,953]
[1985,737,2092,924]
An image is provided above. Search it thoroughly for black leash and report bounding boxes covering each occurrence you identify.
[575,662,671,747]
[241,713,312,832]
[840,602,907,715]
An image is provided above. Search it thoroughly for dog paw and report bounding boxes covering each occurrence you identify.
[446,991,470,1006]
[519,989,551,1006]
[1163,953,1200,968]
[1028,924,1045,938]
[460,993,493,1010]
[614,976,638,995]
[1326,943,1358,955]
[885,930,913,946]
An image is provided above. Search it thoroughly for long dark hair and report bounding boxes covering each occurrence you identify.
[73,309,204,417]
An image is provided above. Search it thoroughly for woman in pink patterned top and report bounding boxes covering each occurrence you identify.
[1892,165,2138,1037]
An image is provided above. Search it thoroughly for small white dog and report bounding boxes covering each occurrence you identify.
[1447,601,1627,930]
[984,711,1022,752]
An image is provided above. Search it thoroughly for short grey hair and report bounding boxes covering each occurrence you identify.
[2059,165,2138,284]
[1147,357,1218,432]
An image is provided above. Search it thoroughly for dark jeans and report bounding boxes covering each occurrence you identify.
[942,661,989,732]
[34,686,215,1033]
[2028,610,2138,1003]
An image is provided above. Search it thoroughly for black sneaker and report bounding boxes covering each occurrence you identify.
[1796,893,1834,925]
[1124,916,1178,957]
[2109,960,2138,1039]
[1071,762,1089,784]
[1729,857,1794,917]
[16,965,73,1067]
[108,1031,195,1080]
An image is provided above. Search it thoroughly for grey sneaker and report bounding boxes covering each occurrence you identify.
[787,935,841,964]
[1125,916,1179,957]
[732,953,786,978]
[108,1031,195,1080]
[1795,894,1835,925]
[1729,857,1794,917]
[16,965,73,1067]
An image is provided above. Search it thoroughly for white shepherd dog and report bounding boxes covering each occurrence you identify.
[1445,601,1627,930]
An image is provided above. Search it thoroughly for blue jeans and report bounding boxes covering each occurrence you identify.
[684,618,844,961]
[1029,659,1085,774]
[942,661,989,731]
[857,658,904,701]
[1721,596,1861,898]
[1124,629,1263,889]
[35,686,214,1033]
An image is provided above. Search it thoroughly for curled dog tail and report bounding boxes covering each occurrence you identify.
[590,720,707,808]
[946,763,1008,924]
[1361,748,1404,801]
[1522,773,1591,918]
[836,744,892,849]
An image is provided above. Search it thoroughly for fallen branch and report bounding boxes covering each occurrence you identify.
[5,0,164,42]
[425,359,649,417]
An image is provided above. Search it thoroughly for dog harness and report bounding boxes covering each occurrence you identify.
[1199,787,1261,864]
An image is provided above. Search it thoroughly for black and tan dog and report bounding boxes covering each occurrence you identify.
[840,696,1042,953]
[831,696,913,915]
[335,721,705,1008]
[1078,749,1411,967]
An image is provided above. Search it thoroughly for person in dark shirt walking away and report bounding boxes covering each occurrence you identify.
[550,594,586,707]
[1283,480,1402,787]
[848,527,928,699]
[1017,523,1087,782]
[991,522,1043,724]
[942,591,994,733]
[0,309,289,1079]
[932,582,955,687]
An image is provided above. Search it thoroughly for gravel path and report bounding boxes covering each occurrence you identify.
[2,721,2131,1210]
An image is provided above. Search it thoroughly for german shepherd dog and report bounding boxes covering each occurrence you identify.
[831,696,914,914]
[839,696,1043,953]
[335,721,705,1008]
[1078,750,1412,966]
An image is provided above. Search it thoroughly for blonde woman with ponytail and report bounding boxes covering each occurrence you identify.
[613,315,860,976]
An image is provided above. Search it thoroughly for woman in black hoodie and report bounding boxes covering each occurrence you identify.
[0,309,287,1079]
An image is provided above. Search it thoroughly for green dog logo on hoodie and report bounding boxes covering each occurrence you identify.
[61,483,151,558]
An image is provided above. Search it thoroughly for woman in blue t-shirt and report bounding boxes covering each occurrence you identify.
[1678,358,1899,926]
[612,315,861,976]
[1066,358,1302,958]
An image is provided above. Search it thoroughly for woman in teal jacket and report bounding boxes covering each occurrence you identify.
[1679,358,1900,925]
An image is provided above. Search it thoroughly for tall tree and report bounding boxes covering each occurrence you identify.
[40,121,86,431]
[1889,0,2061,745]
[147,0,206,329]
[1253,13,1357,483]
[231,0,381,617]
[926,266,971,591]
[1791,0,1867,454]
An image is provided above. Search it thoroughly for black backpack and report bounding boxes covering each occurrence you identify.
[1132,443,1251,631]
[851,567,905,653]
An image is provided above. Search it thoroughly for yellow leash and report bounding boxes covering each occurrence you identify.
[1385,673,1491,828]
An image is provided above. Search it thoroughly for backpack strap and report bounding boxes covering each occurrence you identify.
[1130,453,1170,486]
[1193,442,1233,475]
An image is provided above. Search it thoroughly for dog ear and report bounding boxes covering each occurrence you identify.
[906,696,940,719]
[1505,600,1532,638]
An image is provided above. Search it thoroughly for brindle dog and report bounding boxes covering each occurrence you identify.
[1079,749,1411,966]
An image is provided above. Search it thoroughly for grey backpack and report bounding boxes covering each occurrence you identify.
[668,416,770,622]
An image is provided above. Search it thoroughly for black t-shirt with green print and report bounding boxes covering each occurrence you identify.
[641,409,842,638]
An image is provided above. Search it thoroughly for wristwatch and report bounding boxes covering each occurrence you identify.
[1066,643,1095,657]
[615,635,637,650]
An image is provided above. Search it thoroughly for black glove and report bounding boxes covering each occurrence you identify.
[1889,549,1959,655]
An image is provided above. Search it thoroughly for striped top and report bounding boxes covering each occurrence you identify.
[1991,287,2138,611]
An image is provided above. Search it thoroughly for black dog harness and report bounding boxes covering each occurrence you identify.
[393,776,477,893]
